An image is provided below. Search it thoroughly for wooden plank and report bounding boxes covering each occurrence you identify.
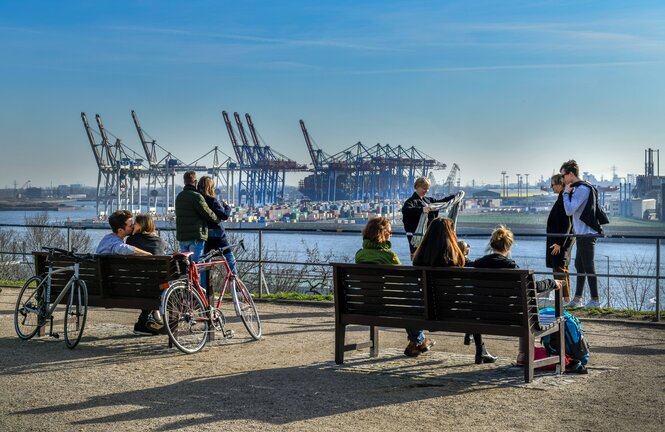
[431,278,522,289]
[344,295,424,307]
[439,309,522,324]
[346,302,425,316]
[432,293,520,305]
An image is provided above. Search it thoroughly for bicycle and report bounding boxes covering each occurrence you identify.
[162,241,261,354]
[14,247,94,349]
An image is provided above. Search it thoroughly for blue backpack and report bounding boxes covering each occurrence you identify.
[539,308,590,366]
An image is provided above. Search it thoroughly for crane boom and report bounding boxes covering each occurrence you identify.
[131,110,156,164]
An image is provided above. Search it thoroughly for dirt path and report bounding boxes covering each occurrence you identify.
[1,288,664,431]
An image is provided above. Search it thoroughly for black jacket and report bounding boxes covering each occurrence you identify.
[202,195,231,252]
[571,180,609,234]
[470,253,557,293]
[126,233,168,255]
[401,192,455,234]
[546,192,574,269]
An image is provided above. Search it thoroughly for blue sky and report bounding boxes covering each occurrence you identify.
[1,0,664,189]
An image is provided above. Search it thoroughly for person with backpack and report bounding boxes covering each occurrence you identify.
[560,160,610,308]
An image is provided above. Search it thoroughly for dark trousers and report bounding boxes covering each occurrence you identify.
[574,236,598,299]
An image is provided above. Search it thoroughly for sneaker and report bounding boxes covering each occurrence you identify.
[417,338,436,353]
[133,320,160,336]
[585,299,601,308]
[145,315,164,332]
[151,310,164,326]
[566,297,583,308]
[566,362,589,375]
[404,341,422,357]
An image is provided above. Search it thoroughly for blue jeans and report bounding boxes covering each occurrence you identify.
[179,239,206,291]
[406,328,424,344]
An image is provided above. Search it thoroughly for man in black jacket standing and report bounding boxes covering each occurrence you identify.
[546,174,574,304]
[401,176,455,258]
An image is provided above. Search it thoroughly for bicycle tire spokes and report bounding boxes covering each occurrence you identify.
[14,276,46,340]
[231,278,262,340]
[164,282,209,354]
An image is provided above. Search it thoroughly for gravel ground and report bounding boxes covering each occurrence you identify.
[1,287,664,432]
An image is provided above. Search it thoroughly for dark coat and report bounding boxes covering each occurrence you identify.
[546,192,574,269]
[202,195,231,252]
[401,192,455,253]
[126,233,168,255]
[175,184,221,242]
[470,253,557,293]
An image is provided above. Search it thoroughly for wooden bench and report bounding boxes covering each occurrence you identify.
[332,263,565,383]
[34,251,178,310]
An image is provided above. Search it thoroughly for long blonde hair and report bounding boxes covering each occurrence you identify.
[197,176,215,197]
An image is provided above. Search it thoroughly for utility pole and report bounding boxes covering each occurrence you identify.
[516,173,521,198]
[501,171,506,197]
[525,173,529,198]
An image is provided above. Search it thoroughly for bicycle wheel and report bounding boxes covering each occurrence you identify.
[64,280,88,349]
[231,278,261,340]
[14,275,46,340]
[163,280,209,354]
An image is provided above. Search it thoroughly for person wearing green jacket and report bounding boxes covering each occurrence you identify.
[355,216,435,358]
[175,171,221,285]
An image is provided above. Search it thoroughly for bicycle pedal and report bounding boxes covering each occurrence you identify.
[223,329,235,339]
[51,333,60,339]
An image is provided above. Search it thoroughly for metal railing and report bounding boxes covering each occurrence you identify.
[1,223,663,321]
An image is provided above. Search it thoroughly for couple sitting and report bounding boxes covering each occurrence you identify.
[355,216,562,365]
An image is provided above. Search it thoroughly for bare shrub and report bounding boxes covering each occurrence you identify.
[614,254,655,311]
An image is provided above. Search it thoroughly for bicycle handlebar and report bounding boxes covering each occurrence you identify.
[42,247,96,263]
[200,240,245,263]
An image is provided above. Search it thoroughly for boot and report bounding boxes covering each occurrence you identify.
[475,342,497,364]
[463,333,472,345]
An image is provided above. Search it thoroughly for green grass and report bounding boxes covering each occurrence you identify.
[567,306,656,319]
[0,280,24,287]
[260,292,333,302]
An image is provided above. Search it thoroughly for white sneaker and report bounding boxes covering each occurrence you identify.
[585,299,601,308]
[566,298,582,308]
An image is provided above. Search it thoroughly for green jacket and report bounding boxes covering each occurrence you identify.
[354,240,401,265]
[175,185,221,242]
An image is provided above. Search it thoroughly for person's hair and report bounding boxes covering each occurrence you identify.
[412,217,465,267]
[197,176,215,197]
[183,171,197,185]
[457,240,470,256]
[551,173,564,187]
[362,216,392,244]
[560,160,579,177]
[414,176,431,190]
[488,225,514,254]
[134,214,156,235]
[108,210,133,233]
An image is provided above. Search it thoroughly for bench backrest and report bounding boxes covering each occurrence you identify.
[33,252,178,308]
[332,263,539,329]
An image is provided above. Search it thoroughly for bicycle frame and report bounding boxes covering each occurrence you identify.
[39,262,82,319]
[188,256,237,311]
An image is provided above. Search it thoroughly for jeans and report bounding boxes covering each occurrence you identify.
[406,328,424,344]
[179,239,206,291]
[574,236,598,299]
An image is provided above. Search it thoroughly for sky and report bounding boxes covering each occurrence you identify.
[1,0,664,190]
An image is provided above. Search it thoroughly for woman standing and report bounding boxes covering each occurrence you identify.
[546,173,574,304]
[413,217,497,364]
[197,176,236,274]
[355,216,436,357]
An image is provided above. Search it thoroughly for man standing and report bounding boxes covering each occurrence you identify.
[401,176,456,258]
[560,160,607,308]
[175,171,221,267]
[96,210,161,335]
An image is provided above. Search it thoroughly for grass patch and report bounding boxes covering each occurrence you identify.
[0,280,24,287]
[567,306,656,320]
[261,292,333,302]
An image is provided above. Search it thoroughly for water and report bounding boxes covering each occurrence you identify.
[1,208,663,309]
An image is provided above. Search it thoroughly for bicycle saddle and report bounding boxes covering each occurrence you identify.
[173,252,194,259]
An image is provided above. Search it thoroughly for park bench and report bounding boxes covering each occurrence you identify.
[332,262,565,383]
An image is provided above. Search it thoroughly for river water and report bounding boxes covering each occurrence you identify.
[1,202,663,309]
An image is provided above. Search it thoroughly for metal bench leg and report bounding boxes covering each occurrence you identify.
[369,325,379,357]
[524,333,534,383]
[335,323,346,364]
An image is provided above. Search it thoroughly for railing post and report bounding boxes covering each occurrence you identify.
[606,255,611,309]
[656,238,661,322]
[67,227,72,251]
[257,230,269,297]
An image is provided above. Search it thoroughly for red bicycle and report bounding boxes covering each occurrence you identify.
[162,241,261,354]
